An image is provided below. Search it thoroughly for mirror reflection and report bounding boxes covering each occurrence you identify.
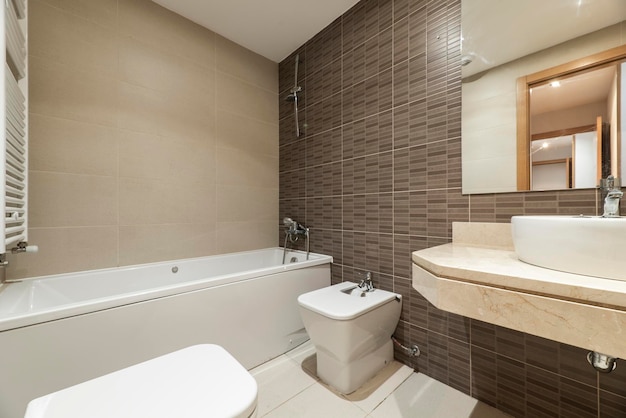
[461,0,626,194]
[523,57,625,190]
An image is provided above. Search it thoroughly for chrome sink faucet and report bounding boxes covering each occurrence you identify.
[602,176,623,218]
[604,190,623,217]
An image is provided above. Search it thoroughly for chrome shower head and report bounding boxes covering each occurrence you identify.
[285,85,302,102]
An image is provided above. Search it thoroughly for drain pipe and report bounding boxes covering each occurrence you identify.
[392,336,420,357]
[587,351,617,372]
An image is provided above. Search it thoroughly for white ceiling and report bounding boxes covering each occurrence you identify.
[151,0,360,63]
[150,1,626,69]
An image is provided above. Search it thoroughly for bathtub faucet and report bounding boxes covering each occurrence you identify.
[282,218,310,263]
[283,217,307,237]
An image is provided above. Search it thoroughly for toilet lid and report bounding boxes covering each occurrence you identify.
[24,344,257,418]
[298,281,401,320]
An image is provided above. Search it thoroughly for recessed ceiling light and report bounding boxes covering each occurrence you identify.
[550,81,561,88]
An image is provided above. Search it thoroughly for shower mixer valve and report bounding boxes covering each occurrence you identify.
[282,217,310,263]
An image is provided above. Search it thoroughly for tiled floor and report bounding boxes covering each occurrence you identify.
[250,341,511,417]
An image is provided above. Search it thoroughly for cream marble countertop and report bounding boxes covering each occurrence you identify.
[412,243,626,310]
[411,222,626,358]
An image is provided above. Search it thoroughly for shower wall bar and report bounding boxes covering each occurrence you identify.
[285,54,302,137]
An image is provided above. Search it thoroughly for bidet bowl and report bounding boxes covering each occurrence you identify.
[297,282,402,393]
[511,215,626,281]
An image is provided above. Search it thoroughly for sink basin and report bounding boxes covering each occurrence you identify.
[511,215,626,281]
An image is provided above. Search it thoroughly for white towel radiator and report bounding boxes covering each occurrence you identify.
[0,0,30,283]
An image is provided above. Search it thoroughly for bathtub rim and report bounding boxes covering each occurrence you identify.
[0,247,332,332]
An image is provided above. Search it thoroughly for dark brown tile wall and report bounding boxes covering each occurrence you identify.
[278,0,626,416]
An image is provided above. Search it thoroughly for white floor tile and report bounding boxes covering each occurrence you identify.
[285,339,317,367]
[370,373,511,418]
[250,354,317,417]
[345,361,414,414]
[263,383,367,418]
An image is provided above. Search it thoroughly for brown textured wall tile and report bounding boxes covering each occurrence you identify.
[409,58,427,104]
[330,263,343,285]
[306,58,341,107]
[558,343,597,387]
[408,6,427,58]
[379,110,394,152]
[600,390,626,418]
[469,194,496,222]
[342,1,366,53]
[427,303,448,335]
[525,334,560,374]
[279,169,305,200]
[392,234,410,278]
[305,127,342,168]
[471,320,496,351]
[277,0,616,413]
[393,0,409,23]
[496,356,527,417]
[392,191,410,233]
[495,326,525,362]
[305,17,341,76]
[409,287,428,327]
[394,277,412,322]
[600,358,626,398]
[408,190,428,235]
[559,377,598,417]
[448,338,471,394]
[526,365,560,418]
[471,346,498,407]
[427,331,450,384]
[447,312,470,344]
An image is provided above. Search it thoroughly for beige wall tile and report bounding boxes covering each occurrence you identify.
[117,81,215,143]
[6,227,118,280]
[118,0,216,69]
[216,110,278,157]
[23,0,279,277]
[29,172,118,228]
[216,72,278,124]
[30,2,118,76]
[216,35,278,92]
[119,178,216,225]
[29,114,118,176]
[118,129,216,182]
[38,0,118,28]
[216,221,278,253]
[30,56,118,127]
[216,185,278,222]
[118,36,214,104]
[119,223,216,265]
[216,146,278,187]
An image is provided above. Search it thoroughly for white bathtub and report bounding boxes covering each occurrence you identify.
[0,248,331,418]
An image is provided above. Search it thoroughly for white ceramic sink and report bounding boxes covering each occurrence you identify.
[511,215,626,281]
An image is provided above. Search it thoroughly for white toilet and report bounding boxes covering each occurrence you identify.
[24,344,257,418]
[298,281,402,394]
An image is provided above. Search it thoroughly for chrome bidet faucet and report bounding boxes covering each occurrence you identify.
[358,272,374,292]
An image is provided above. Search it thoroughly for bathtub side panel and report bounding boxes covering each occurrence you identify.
[0,264,330,418]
